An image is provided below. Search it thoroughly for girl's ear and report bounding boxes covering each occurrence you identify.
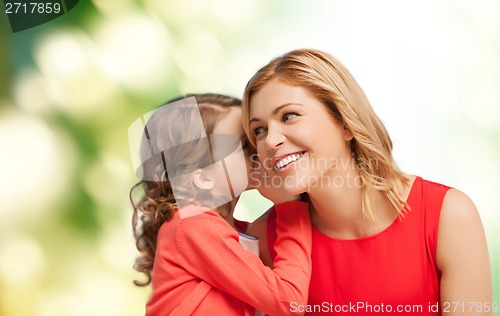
[192,169,215,191]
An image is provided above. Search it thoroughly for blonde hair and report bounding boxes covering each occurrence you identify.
[242,49,409,221]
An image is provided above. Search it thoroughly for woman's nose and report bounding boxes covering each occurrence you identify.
[264,125,285,151]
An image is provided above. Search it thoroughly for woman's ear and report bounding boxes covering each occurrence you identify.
[343,125,354,141]
[192,169,215,191]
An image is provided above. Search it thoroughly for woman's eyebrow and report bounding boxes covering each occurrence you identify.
[249,103,303,124]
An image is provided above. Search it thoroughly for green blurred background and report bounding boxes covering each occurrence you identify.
[0,0,498,315]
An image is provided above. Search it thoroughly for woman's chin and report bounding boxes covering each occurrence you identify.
[282,183,308,196]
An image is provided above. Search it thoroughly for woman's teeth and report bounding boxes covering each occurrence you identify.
[275,152,304,169]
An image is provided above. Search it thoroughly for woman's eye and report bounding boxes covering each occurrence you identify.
[254,126,266,136]
[283,113,297,122]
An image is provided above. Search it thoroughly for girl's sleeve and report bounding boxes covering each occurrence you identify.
[176,201,312,315]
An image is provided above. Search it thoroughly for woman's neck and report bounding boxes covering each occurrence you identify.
[307,166,403,239]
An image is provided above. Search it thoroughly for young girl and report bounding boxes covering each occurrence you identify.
[129,93,312,315]
[242,49,493,315]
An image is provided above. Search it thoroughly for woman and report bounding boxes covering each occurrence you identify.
[130,93,311,315]
[243,49,493,315]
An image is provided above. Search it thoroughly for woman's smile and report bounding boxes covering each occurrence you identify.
[273,151,305,172]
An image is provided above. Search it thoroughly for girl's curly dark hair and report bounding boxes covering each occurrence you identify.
[130,93,242,286]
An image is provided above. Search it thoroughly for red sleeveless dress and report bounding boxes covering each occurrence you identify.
[267,177,450,315]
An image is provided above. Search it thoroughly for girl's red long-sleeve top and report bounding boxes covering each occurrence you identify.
[146,201,311,316]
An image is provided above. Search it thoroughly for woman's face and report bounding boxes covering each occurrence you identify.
[248,79,353,195]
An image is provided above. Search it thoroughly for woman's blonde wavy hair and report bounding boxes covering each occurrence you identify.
[242,49,409,221]
[130,93,241,286]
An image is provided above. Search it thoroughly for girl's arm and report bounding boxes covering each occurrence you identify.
[246,161,296,269]
[437,189,493,315]
[246,208,273,268]
[177,201,311,315]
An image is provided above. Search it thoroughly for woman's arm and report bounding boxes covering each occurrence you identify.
[178,201,311,315]
[437,188,493,315]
